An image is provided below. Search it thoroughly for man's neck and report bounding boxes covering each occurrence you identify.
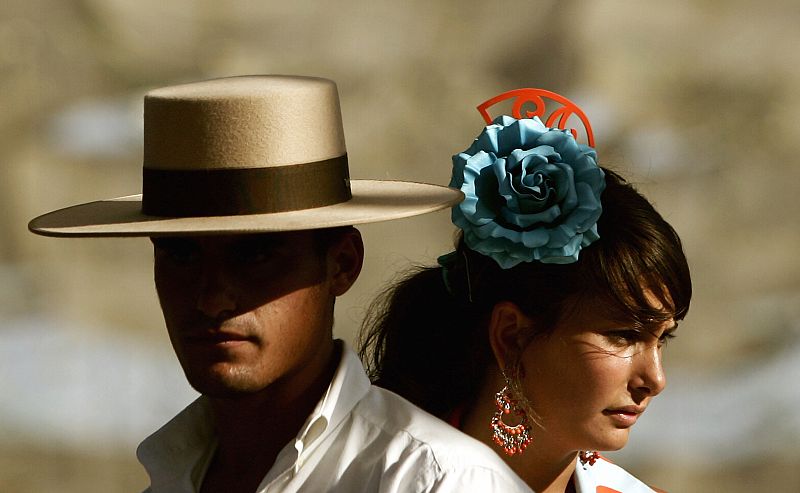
[201,341,341,493]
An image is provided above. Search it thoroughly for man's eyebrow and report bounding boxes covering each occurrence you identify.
[237,235,286,249]
[151,237,196,248]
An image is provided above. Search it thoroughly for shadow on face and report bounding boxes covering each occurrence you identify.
[151,231,329,325]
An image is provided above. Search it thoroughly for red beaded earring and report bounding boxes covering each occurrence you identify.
[490,370,533,456]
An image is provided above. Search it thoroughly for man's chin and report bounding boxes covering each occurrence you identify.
[184,364,270,397]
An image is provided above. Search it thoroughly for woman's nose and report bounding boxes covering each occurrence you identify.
[631,345,666,398]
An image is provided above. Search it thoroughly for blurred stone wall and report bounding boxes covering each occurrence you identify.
[2,0,799,491]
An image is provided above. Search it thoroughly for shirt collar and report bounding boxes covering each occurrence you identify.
[291,341,371,468]
[136,395,216,491]
[137,340,372,489]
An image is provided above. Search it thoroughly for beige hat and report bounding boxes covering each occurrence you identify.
[29,75,462,237]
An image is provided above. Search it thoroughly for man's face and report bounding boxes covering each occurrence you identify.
[152,231,356,398]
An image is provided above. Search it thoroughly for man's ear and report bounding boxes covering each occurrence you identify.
[327,227,364,297]
[487,301,534,372]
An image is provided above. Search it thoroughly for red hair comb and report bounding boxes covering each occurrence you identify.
[476,88,595,147]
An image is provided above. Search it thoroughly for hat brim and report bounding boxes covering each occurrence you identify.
[28,180,463,237]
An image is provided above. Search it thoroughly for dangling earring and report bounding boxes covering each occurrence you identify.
[579,450,600,467]
[490,368,533,456]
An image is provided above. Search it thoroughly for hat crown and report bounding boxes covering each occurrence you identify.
[143,75,346,170]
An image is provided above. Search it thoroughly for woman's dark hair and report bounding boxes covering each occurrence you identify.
[358,168,692,419]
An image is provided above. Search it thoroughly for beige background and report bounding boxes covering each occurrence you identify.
[2,0,799,491]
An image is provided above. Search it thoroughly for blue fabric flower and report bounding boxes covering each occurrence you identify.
[450,115,605,268]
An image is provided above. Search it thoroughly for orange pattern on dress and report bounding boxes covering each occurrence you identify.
[596,487,623,493]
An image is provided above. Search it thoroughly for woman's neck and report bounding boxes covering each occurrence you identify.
[504,445,578,493]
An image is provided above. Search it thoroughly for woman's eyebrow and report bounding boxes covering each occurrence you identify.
[649,322,679,336]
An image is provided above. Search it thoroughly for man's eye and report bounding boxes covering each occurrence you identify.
[236,237,286,265]
[240,250,271,264]
[153,239,199,264]
[237,244,276,264]
[165,248,197,263]
[160,248,198,264]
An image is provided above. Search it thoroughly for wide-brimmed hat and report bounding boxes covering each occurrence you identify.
[29,75,462,237]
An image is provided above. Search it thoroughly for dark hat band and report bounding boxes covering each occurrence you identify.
[142,155,351,217]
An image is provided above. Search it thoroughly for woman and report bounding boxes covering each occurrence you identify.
[359,89,691,492]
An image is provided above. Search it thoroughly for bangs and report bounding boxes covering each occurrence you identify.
[587,242,688,328]
[579,169,692,327]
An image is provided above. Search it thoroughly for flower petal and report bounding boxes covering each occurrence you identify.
[449,115,605,267]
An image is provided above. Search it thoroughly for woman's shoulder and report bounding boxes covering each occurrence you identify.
[573,454,662,493]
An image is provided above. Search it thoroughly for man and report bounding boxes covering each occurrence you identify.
[29,76,531,492]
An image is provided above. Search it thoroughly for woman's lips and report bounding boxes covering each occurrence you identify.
[603,406,644,427]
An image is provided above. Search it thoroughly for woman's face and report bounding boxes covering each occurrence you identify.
[519,298,676,454]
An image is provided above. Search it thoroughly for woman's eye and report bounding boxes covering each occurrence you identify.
[658,332,677,347]
[606,329,642,345]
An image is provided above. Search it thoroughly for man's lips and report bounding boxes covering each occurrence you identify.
[183,331,254,345]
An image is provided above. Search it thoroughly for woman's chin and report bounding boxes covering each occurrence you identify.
[589,428,631,452]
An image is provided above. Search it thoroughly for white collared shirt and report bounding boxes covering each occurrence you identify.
[573,455,656,492]
[137,342,532,492]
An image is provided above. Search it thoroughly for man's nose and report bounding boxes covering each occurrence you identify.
[196,263,237,318]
